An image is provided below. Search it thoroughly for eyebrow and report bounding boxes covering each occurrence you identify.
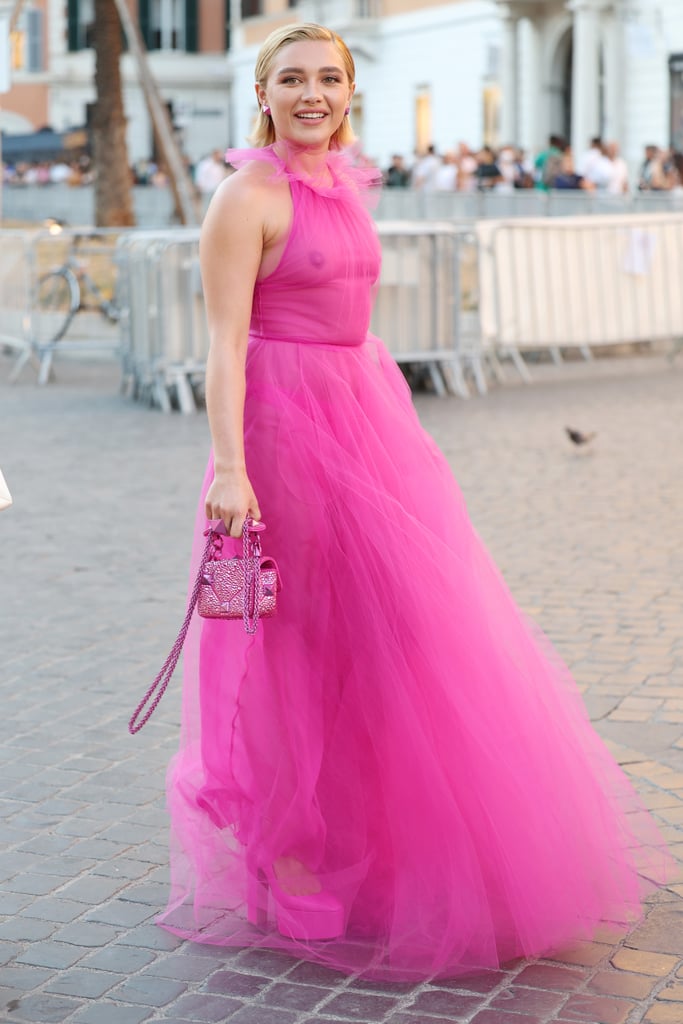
[276,66,345,75]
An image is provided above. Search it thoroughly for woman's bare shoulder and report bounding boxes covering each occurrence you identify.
[210,159,287,210]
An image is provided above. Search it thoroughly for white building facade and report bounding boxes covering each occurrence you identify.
[2,0,683,174]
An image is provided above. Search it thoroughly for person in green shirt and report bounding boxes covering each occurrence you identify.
[534,134,565,191]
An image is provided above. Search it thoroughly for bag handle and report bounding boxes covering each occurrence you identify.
[128,517,262,734]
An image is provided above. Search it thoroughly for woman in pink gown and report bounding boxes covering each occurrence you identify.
[160,23,671,980]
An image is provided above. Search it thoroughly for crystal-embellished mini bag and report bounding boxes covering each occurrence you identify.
[129,518,281,733]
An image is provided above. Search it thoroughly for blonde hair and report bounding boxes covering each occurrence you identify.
[250,23,355,150]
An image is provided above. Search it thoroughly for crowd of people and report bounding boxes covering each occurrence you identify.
[384,137,683,194]
[3,136,683,196]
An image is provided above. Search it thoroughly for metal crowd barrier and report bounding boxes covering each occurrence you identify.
[5,184,683,229]
[477,212,683,379]
[116,223,484,412]
[1,227,124,384]
[375,188,683,223]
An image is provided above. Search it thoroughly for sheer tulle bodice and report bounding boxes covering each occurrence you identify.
[160,144,672,980]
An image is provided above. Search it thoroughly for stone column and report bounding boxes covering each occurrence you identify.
[523,15,543,156]
[499,3,519,144]
[569,0,601,153]
[602,4,623,143]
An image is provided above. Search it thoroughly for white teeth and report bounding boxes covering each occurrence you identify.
[297,113,325,119]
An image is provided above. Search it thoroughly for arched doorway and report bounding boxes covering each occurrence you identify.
[549,28,572,143]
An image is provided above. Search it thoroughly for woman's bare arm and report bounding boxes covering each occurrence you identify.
[199,171,270,536]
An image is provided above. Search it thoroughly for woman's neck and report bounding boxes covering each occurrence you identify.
[273,140,334,185]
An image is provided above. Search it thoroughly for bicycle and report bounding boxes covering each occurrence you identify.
[33,220,121,348]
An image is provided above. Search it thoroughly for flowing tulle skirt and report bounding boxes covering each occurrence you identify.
[160,334,671,980]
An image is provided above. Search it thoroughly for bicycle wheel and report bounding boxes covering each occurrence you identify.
[34,270,79,345]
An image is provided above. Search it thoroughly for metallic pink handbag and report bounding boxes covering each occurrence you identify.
[129,518,281,733]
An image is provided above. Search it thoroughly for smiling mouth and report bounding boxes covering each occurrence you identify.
[295,113,327,121]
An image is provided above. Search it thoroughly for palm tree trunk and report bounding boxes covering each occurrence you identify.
[92,0,135,227]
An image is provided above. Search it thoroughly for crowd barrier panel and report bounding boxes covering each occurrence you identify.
[0,230,35,374]
[374,188,683,222]
[118,223,485,411]
[5,183,683,228]
[3,228,124,384]
[476,212,683,379]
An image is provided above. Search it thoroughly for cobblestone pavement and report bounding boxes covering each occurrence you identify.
[1,352,683,1024]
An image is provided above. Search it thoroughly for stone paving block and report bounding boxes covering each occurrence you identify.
[282,960,348,986]
[223,1008,298,1024]
[6,873,72,896]
[108,974,188,1007]
[92,857,157,880]
[657,982,683,1001]
[558,992,636,1023]
[110,924,184,951]
[58,875,129,904]
[487,984,567,1016]
[234,947,301,977]
[547,940,613,967]
[145,953,224,982]
[79,944,158,974]
[70,1001,154,1024]
[588,967,657,999]
[1,893,33,915]
[469,1011,546,1024]
[19,897,90,924]
[430,969,511,993]
[643,1005,683,1024]
[83,898,157,928]
[16,941,92,969]
[2,992,83,1022]
[262,981,336,1011]
[623,903,683,954]
[44,966,122,998]
[165,993,245,1021]
[405,988,484,1017]
[205,968,272,998]
[52,921,121,948]
[513,963,588,991]
[321,990,401,1020]
[0,917,57,942]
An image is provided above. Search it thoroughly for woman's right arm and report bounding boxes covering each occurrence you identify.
[199,173,266,537]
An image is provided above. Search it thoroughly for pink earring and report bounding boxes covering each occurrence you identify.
[262,104,271,116]
[344,106,350,116]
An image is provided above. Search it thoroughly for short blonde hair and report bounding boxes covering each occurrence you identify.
[250,23,355,150]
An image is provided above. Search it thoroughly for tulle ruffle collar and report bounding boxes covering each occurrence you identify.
[224,142,382,205]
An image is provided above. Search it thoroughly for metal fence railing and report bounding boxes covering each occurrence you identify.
[116,223,483,411]
[5,211,682,407]
[4,184,683,229]
[1,227,123,384]
[477,212,683,379]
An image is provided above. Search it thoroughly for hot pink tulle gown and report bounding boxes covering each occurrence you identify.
[160,145,670,980]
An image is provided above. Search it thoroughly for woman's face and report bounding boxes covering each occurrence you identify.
[257,40,354,149]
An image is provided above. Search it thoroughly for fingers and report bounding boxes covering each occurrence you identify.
[204,504,259,537]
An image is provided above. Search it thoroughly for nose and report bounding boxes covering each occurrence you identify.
[301,79,322,102]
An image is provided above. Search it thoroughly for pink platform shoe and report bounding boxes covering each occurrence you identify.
[247,865,344,941]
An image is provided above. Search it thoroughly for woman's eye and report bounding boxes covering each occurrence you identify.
[323,77,342,84]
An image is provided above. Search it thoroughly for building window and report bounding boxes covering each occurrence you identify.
[67,0,95,52]
[670,54,683,152]
[140,0,198,52]
[10,7,44,71]
[241,0,263,19]
[415,85,431,155]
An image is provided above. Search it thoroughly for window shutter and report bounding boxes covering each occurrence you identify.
[185,0,198,53]
[27,9,43,71]
[67,0,80,51]
[139,0,152,49]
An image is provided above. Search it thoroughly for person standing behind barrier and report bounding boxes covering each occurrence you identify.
[475,146,503,190]
[412,144,440,190]
[605,141,629,194]
[433,150,458,190]
[384,153,410,187]
[638,145,671,190]
[534,134,564,190]
[157,19,672,982]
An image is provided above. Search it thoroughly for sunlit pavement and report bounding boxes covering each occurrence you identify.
[1,351,682,1024]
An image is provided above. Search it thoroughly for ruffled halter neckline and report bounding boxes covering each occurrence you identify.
[224,143,381,204]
